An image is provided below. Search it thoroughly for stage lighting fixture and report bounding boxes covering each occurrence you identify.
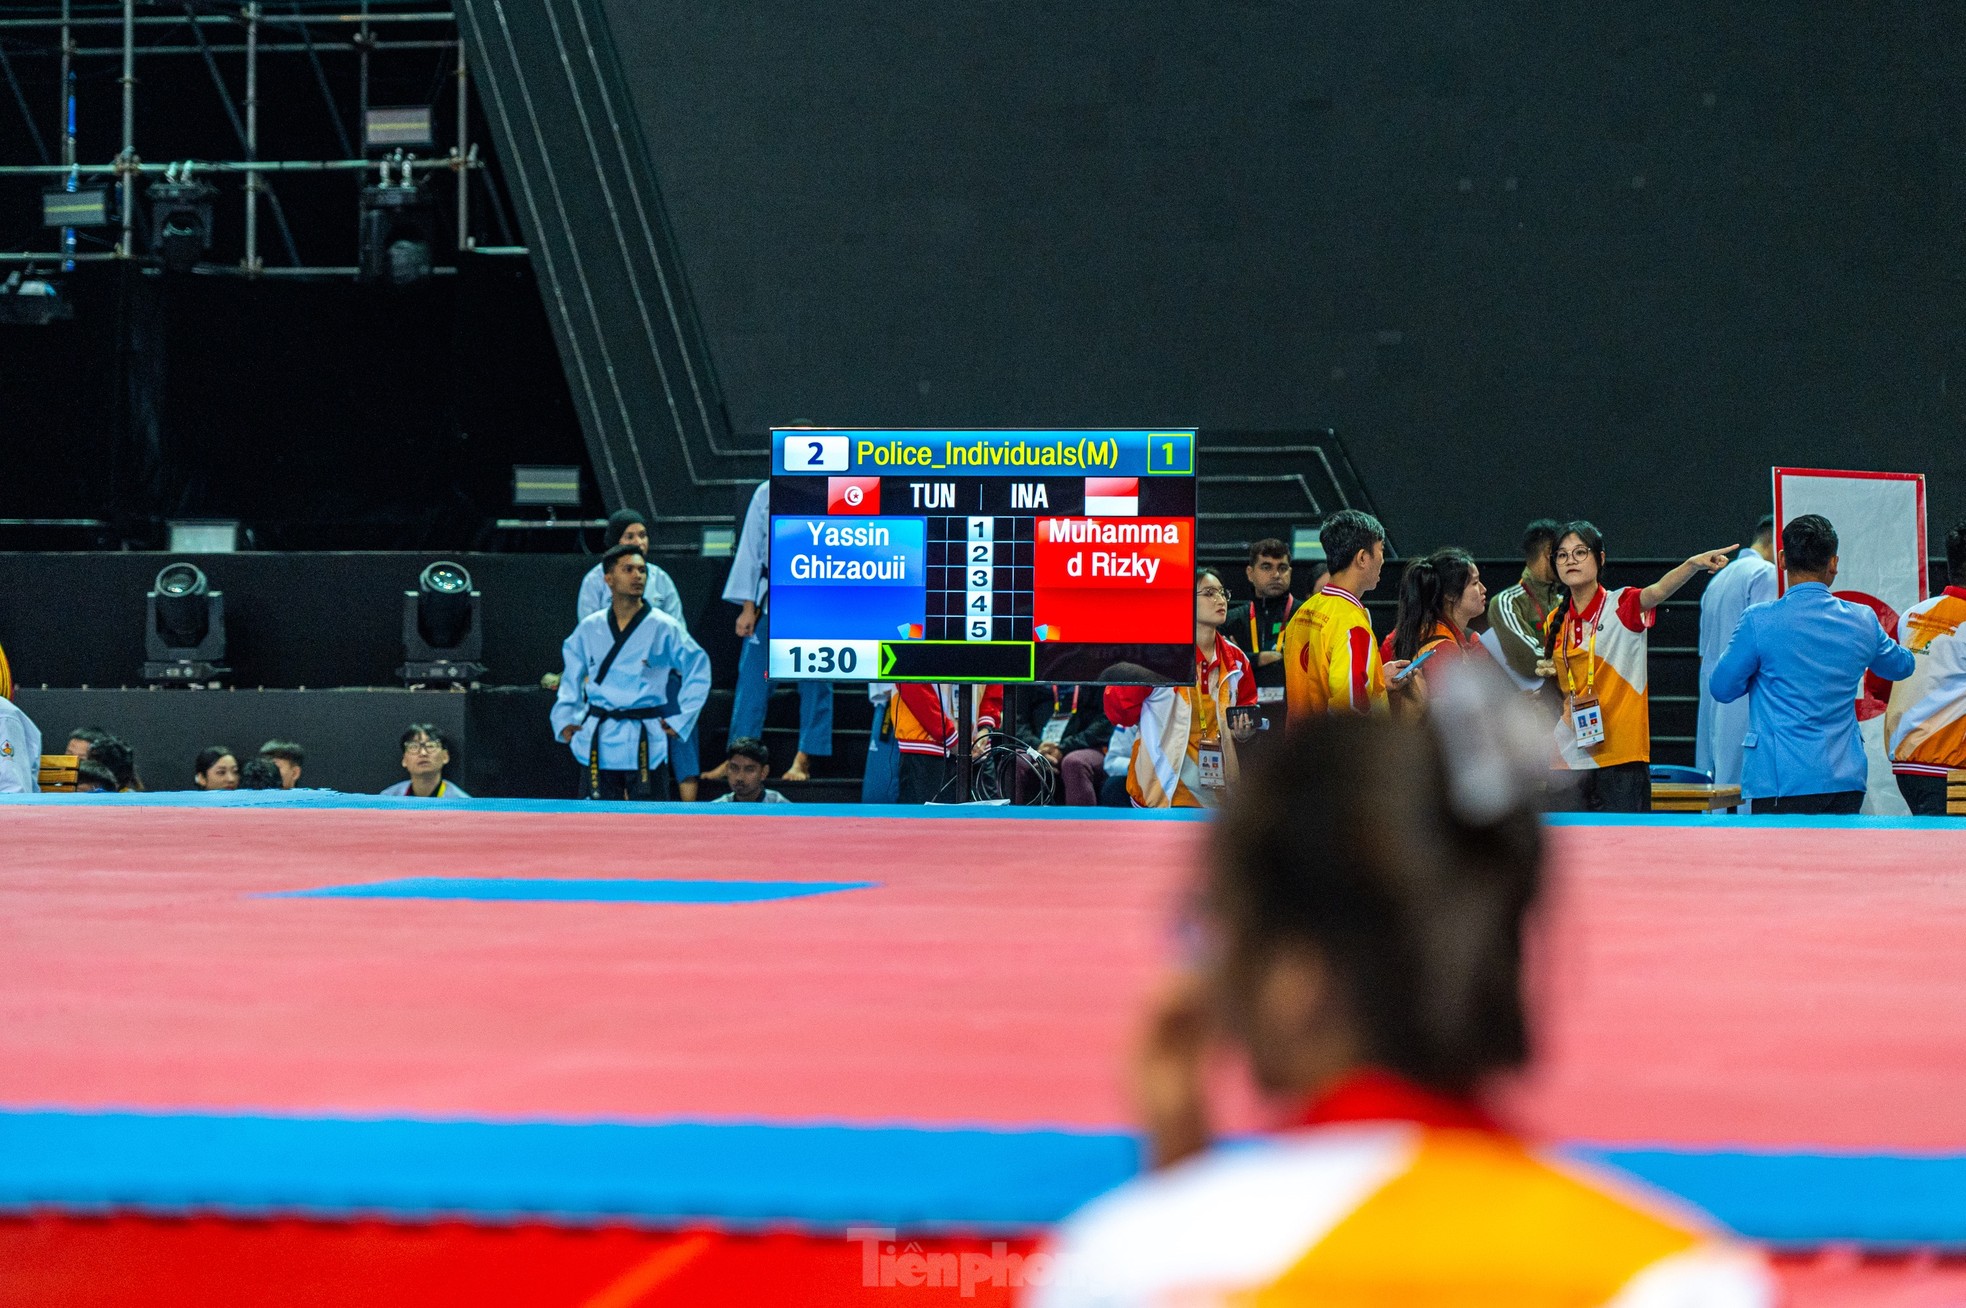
[42,185,112,228]
[400,560,485,686]
[148,179,217,273]
[0,272,72,326]
[363,106,435,150]
[144,562,230,686]
[359,172,437,286]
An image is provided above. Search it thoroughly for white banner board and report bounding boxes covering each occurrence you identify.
[1772,467,1927,815]
[1772,468,1927,613]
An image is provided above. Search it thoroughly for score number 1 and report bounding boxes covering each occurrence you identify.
[768,639,879,679]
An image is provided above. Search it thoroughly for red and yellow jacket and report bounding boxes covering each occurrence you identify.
[1282,585,1385,726]
[891,684,1003,757]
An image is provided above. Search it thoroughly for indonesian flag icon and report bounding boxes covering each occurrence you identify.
[1084,477,1139,516]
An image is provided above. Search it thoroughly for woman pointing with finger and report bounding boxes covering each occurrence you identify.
[1539,522,1736,813]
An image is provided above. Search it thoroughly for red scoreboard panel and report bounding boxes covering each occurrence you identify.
[768,430,1198,684]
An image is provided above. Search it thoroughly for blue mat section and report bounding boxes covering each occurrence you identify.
[0,1111,1137,1234]
[10,790,1966,828]
[273,877,876,903]
[1,1110,1961,1245]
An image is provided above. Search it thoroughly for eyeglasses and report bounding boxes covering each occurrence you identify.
[1555,549,1595,563]
[403,740,443,754]
[1196,587,1228,598]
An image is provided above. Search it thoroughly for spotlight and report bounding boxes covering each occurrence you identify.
[359,161,436,286]
[148,178,217,273]
[0,271,73,326]
[144,561,229,686]
[400,560,485,686]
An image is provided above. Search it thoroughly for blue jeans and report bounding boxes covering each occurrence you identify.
[728,608,834,757]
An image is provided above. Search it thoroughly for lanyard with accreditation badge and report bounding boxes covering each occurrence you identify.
[1195,653,1239,790]
[1561,602,1607,750]
[1039,686,1080,748]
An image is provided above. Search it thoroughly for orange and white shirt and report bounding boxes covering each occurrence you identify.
[1550,586,1655,770]
[1104,639,1259,809]
[1282,585,1384,725]
[1889,585,1966,777]
[1031,1071,1771,1308]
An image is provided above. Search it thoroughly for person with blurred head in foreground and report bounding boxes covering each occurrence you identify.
[1033,672,1771,1307]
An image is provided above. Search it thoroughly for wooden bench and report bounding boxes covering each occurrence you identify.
[1650,781,1743,813]
[37,754,79,792]
[1950,769,1966,816]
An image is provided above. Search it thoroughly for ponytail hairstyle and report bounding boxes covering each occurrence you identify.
[1391,548,1476,662]
[1206,700,1543,1097]
[1542,521,1606,657]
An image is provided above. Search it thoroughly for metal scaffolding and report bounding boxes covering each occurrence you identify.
[0,2,502,277]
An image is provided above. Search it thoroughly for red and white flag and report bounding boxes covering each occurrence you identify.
[1084,477,1139,516]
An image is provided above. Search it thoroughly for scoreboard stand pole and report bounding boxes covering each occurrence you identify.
[956,682,975,802]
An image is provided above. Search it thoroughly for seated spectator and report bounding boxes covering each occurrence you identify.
[1382,548,1488,710]
[1301,558,1329,595]
[65,726,111,760]
[1035,707,1771,1304]
[258,740,305,789]
[75,759,119,793]
[193,747,240,791]
[238,757,284,790]
[88,736,141,792]
[1105,568,1259,808]
[1098,725,1138,807]
[1015,685,1113,806]
[1222,540,1303,713]
[381,724,470,798]
[711,737,790,804]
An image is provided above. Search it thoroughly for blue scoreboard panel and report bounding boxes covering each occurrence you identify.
[768,429,1198,684]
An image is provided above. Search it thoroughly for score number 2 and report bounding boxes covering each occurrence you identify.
[782,434,848,472]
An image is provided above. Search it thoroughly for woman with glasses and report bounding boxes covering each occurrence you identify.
[1539,522,1733,812]
[1104,567,1259,808]
[381,723,471,798]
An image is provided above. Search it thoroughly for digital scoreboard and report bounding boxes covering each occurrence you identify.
[769,429,1198,684]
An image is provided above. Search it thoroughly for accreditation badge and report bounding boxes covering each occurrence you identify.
[1569,694,1606,750]
[1256,685,1285,705]
[1197,742,1227,789]
[1040,714,1072,748]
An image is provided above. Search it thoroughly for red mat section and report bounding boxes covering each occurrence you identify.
[4,807,1964,1150]
[3,1217,1960,1308]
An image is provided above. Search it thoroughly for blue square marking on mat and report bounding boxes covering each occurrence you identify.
[271,877,876,903]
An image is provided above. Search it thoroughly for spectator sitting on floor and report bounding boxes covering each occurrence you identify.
[711,737,790,804]
[238,757,284,790]
[1015,685,1113,806]
[65,726,111,760]
[75,759,119,793]
[193,747,240,791]
[89,736,141,792]
[258,740,305,789]
[381,724,471,798]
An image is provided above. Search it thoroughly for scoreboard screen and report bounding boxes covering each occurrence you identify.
[768,429,1197,684]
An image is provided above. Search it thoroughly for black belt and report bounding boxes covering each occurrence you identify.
[584,705,663,799]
